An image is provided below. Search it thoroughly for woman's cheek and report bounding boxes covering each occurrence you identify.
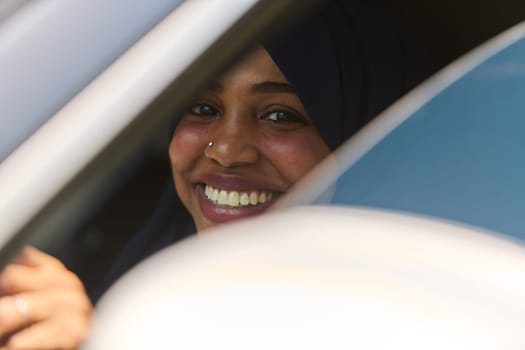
[169,121,208,168]
[263,133,330,181]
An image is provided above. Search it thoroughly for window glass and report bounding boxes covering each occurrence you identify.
[0,0,183,162]
[328,34,525,242]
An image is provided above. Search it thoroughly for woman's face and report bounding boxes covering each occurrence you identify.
[169,47,330,231]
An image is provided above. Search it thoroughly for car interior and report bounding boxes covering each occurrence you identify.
[5,0,524,302]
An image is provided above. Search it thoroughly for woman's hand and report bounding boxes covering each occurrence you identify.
[0,247,92,349]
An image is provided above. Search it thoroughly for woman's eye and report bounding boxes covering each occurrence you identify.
[264,111,304,124]
[189,103,219,117]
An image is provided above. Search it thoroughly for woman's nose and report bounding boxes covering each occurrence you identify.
[204,119,259,167]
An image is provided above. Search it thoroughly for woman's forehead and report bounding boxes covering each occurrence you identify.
[218,46,288,86]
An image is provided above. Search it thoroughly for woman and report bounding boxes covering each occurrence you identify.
[171,45,331,232]
[0,3,434,348]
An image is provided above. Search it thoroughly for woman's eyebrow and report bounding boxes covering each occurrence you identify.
[206,81,223,92]
[252,82,296,94]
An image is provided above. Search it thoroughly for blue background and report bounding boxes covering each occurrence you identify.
[329,37,525,242]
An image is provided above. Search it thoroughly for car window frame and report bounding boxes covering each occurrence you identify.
[0,0,323,268]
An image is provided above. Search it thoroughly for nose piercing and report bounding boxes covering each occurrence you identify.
[208,141,214,148]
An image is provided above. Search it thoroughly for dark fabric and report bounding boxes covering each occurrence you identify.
[265,0,435,149]
[90,180,194,303]
[265,14,343,149]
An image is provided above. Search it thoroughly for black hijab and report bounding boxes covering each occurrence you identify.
[265,0,434,149]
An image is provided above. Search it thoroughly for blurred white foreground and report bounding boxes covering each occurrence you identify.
[84,206,525,349]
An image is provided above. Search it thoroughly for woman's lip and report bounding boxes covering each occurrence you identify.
[196,186,276,224]
[196,173,284,192]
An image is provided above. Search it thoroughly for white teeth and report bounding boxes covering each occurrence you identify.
[240,193,250,206]
[228,191,240,206]
[249,192,258,205]
[211,188,219,201]
[203,185,275,208]
[218,190,228,205]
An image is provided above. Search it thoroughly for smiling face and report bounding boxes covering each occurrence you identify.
[169,47,330,231]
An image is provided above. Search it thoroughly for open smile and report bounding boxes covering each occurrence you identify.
[203,184,275,208]
[195,181,282,225]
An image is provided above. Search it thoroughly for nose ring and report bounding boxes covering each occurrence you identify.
[208,141,214,148]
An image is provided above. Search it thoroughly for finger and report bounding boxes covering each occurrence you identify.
[0,265,43,295]
[0,295,30,337]
[3,315,89,350]
[0,290,91,339]
[12,247,64,270]
[0,264,83,295]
